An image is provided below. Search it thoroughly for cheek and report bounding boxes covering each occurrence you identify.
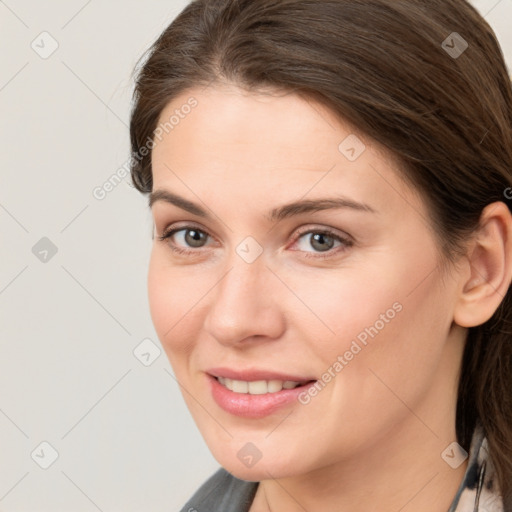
[147,249,203,364]
[280,264,404,355]
[285,249,450,378]
[352,278,450,408]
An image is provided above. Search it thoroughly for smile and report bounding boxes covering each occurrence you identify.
[208,372,317,418]
[216,377,304,394]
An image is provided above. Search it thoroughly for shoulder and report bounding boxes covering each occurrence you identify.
[179,467,259,512]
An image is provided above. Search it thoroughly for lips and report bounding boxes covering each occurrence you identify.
[207,367,315,383]
[206,367,317,418]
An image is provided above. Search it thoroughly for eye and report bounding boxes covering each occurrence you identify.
[292,228,353,255]
[158,226,211,251]
[157,224,352,257]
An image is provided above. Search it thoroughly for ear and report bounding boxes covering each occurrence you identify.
[453,201,512,328]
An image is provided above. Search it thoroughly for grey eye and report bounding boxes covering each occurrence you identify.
[296,231,342,253]
[308,232,336,252]
[183,229,208,248]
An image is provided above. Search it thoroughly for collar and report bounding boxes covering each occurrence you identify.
[448,423,504,511]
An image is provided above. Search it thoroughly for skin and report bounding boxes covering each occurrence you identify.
[147,83,512,512]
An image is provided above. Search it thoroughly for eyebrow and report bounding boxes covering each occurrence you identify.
[148,189,377,221]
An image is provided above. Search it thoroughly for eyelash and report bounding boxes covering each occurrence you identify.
[157,225,354,259]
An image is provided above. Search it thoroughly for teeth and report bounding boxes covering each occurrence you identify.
[248,380,268,395]
[217,377,303,394]
[232,379,248,393]
[267,380,284,393]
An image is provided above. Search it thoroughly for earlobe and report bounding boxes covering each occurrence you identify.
[453,201,512,328]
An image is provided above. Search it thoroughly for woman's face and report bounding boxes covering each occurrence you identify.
[148,84,467,480]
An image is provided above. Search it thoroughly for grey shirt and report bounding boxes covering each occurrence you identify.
[180,424,503,512]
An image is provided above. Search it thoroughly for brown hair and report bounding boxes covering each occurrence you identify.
[129,0,512,503]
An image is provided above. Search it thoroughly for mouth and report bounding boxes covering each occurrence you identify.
[215,376,313,394]
[206,369,317,418]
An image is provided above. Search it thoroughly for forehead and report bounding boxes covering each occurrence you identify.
[150,84,422,220]
[154,84,360,162]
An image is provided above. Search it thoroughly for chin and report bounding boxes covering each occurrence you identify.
[211,447,304,482]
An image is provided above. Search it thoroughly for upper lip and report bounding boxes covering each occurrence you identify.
[207,367,316,382]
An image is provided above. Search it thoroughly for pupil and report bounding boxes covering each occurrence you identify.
[185,229,205,247]
[311,233,334,252]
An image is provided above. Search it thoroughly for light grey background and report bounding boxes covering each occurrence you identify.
[0,1,511,510]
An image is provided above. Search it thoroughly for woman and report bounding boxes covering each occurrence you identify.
[128,0,512,510]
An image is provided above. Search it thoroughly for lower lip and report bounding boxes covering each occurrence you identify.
[208,374,316,419]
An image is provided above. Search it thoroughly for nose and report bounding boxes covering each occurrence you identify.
[203,258,286,347]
